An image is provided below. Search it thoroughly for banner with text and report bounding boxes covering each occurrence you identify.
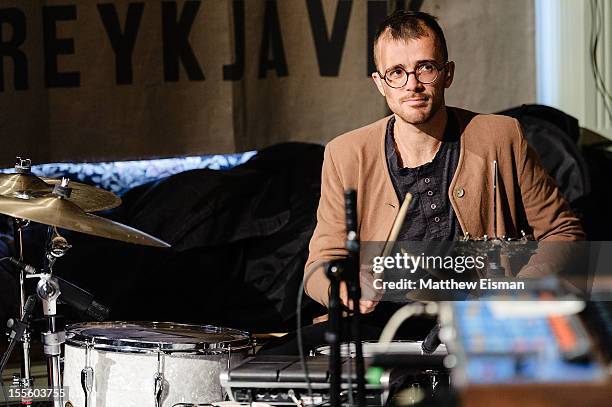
[0,0,535,166]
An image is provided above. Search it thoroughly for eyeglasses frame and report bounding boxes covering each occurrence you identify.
[377,60,451,88]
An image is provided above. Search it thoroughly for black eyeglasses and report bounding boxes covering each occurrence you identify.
[378,61,450,88]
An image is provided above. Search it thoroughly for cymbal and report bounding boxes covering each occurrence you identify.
[41,178,122,212]
[0,172,50,197]
[0,195,169,248]
[0,173,121,212]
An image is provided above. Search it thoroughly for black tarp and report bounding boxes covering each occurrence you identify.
[0,143,326,333]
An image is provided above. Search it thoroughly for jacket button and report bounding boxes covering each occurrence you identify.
[455,187,465,198]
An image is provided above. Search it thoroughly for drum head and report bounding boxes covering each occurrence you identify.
[66,322,251,354]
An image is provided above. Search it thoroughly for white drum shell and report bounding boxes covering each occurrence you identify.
[63,343,245,407]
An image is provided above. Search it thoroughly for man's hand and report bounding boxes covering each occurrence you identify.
[339,281,378,314]
[339,265,382,314]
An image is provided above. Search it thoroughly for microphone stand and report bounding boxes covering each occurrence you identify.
[325,189,366,407]
[344,190,366,407]
[325,260,343,407]
[0,295,37,379]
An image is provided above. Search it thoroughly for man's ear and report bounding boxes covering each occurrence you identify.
[372,72,386,97]
[444,61,455,88]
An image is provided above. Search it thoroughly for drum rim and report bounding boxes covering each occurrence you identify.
[313,340,448,357]
[65,321,252,354]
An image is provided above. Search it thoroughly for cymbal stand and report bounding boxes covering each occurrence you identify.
[43,179,72,273]
[26,271,65,407]
[26,223,71,407]
[11,217,35,403]
[44,227,71,273]
[10,158,37,400]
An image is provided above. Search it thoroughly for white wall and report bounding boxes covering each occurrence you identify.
[536,0,612,140]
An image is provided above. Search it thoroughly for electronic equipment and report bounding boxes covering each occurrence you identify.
[439,300,606,386]
[220,355,387,406]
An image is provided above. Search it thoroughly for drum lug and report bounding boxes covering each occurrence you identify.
[153,372,165,407]
[80,367,94,407]
[81,341,94,407]
[154,350,166,407]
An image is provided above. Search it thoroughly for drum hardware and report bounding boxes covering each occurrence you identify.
[16,226,91,406]
[154,347,166,407]
[11,258,110,322]
[31,271,65,407]
[10,216,35,396]
[45,225,72,275]
[63,322,252,407]
[80,341,94,407]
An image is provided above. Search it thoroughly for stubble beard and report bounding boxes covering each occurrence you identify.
[391,96,444,126]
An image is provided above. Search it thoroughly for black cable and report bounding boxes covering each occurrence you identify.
[297,267,315,400]
[0,374,9,407]
[0,343,14,407]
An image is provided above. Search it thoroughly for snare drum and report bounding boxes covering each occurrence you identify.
[62,322,252,407]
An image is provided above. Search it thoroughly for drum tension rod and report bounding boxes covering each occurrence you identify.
[154,347,166,407]
[81,340,94,407]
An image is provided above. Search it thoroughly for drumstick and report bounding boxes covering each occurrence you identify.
[381,192,412,258]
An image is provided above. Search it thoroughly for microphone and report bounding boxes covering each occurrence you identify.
[421,324,442,354]
[0,295,38,375]
[8,258,110,321]
[7,295,37,340]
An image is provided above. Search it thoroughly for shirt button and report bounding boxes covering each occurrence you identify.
[434,216,440,223]
[430,203,437,210]
[427,190,433,196]
[424,178,430,184]
[455,187,465,198]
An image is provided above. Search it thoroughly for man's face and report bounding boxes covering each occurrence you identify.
[372,31,454,125]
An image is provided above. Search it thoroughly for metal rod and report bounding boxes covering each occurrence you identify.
[326,262,342,407]
[12,218,33,392]
[44,315,64,407]
[49,355,62,407]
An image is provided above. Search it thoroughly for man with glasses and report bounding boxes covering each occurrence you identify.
[304,10,584,315]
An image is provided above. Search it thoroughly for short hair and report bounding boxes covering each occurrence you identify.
[373,10,448,69]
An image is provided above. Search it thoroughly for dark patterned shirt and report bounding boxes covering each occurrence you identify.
[385,113,462,240]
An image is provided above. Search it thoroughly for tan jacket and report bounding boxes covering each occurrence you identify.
[304,107,585,306]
